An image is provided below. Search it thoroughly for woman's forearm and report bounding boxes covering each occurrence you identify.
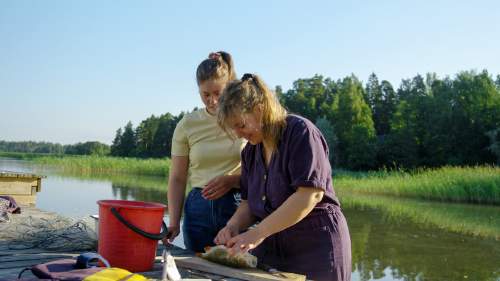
[225,174,240,188]
[254,187,324,239]
[226,200,256,232]
[167,177,187,227]
[167,156,189,227]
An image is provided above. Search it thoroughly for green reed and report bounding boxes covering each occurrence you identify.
[334,166,500,204]
[30,155,170,177]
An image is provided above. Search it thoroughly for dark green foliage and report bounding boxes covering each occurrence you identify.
[280,75,337,123]
[486,129,500,164]
[0,141,65,154]
[0,140,109,156]
[119,121,137,157]
[334,75,377,169]
[279,70,499,169]
[110,112,185,158]
[65,141,110,156]
[315,117,337,165]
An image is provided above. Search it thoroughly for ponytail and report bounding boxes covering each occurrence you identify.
[196,51,236,85]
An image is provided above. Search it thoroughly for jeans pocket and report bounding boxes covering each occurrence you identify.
[184,189,206,216]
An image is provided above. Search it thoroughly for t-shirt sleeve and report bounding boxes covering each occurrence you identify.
[239,146,249,200]
[171,117,189,156]
[287,121,330,190]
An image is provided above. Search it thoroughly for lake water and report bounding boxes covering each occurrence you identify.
[1,158,499,281]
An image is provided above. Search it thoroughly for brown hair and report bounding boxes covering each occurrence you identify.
[196,51,236,85]
[217,73,287,151]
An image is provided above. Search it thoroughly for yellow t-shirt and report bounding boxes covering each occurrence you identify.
[171,108,247,188]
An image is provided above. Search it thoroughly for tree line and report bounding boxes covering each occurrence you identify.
[278,70,500,169]
[110,113,183,158]
[110,70,499,169]
[2,70,499,170]
[0,140,110,156]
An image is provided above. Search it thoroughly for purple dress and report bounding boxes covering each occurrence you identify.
[240,115,351,281]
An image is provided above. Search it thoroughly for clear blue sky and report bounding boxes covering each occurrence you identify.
[1,0,499,144]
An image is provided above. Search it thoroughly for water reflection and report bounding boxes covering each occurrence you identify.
[342,193,500,281]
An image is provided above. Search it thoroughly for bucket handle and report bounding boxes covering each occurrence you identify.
[110,207,169,240]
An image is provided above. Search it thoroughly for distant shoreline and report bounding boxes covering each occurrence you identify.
[0,151,170,177]
[1,152,499,205]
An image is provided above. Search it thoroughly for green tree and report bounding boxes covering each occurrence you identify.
[110,128,123,156]
[449,70,500,164]
[383,100,419,168]
[365,73,386,136]
[135,115,160,158]
[65,141,110,156]
[485,129,500,165]
[120,121,137,157]
[150,113,181,158]
[334,75,376,169]
[280,75,337,123]
[315,117,337,165]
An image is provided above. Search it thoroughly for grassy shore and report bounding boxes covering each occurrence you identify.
[334,166,500,204]
[0,152,170,177]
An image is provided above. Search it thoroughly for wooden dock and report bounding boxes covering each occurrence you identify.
[0,207,304,281]
[0,171,45,205]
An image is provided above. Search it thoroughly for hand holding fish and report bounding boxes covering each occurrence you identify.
[214,223,239,245]
[225,228,265,256]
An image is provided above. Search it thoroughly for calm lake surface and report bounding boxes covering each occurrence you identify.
[1,158,499,281]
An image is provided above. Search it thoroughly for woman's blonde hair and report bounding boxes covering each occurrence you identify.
[217,73,287,151]
[196,51,236,85]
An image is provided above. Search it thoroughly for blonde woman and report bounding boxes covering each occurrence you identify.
[165,52,246,253]
[214,74,351,281]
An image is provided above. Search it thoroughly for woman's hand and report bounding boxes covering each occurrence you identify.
[162,225,180,245]
[202,175,236,200]
[226,228,265,255]
[214,224,239,245]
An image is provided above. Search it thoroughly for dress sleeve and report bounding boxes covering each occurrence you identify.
[287,120,331,190]
[171,117,189,156]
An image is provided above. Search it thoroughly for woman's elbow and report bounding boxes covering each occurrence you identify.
[312,190,324,204]
[297,187,324,204]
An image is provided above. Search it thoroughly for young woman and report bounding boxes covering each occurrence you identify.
[214,73,351,281]
[164,52,246,253]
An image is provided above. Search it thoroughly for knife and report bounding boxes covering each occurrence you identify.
[257,262,289,279]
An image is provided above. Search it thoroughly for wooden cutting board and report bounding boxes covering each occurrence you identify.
[174,256,306,281]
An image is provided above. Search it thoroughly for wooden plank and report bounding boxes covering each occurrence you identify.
[0,179,34,195]
[36,178,42,192]
[0,171,44,179]
[0,248,78,257]
[175,256,305,281]
[0,244,37,253]
[0,258,67,270]
[0,254,74,263]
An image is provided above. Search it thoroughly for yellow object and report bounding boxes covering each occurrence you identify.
[83,268,148,281]
[172,108,246,187]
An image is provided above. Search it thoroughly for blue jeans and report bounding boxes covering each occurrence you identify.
[182,188,240,252]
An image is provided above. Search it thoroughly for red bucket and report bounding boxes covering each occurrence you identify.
[97,200,167,272]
